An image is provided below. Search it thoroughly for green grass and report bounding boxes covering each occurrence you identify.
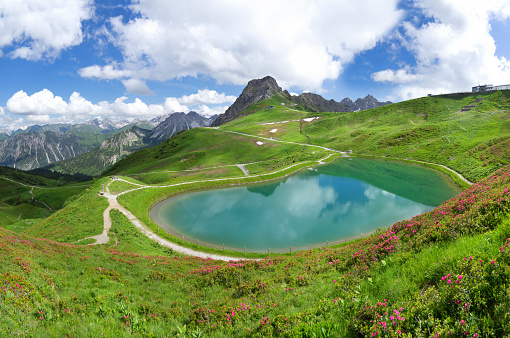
[0,170,89,228]
[23,180,109,242]
[221,90,510,182]
[0,164,509,336]
[362,219,510,304]
[104,127,321,176]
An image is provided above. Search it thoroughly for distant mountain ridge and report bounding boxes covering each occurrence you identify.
[43,112,218,176]
[341,95,392,111]
[150,112,217,143]
[0,112,217,174]
[212,76,389,126]
[0,131,97,170]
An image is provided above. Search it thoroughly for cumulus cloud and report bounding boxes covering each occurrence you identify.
[372,0,510,100]
[3,88,234,130]
[0,0,93,60]
[121,78,155,95]
[177,89,236,105]
[6,89,68,115]
[80,0,403,92]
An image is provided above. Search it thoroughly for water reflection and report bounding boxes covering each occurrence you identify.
[155,160,457,250]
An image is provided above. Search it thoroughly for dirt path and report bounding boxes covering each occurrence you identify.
[90,180,251,260]
[234,164,249,175]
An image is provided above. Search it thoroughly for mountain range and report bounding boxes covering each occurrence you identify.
[212,75,390,126]
[0,112,216,174]
[0,76,389,176]
[43,112,217,176]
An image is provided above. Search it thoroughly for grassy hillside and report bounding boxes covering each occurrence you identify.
[104,127,328,184]
[0,166,90,229]
[23,180,108,243]
[223,90,510,182]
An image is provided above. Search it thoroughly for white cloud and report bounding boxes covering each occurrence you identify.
[371,68,422,84]
[2,88,232,130]
[6,89,68,115]
[195,105,231,118]
[82,0,403,92]
[163,98,189,114]
[27,114,51,123]
[0,0,93,60]
[372,0,510,100]
[78,64,131,80]
[121,78,155,95]
[177,89,236,105]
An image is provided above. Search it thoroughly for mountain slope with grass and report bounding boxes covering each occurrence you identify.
[0,166,89,231]
[0,163,509,336]
[222,89,510,182]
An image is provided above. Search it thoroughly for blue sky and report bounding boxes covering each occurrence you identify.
[1,0,509,133]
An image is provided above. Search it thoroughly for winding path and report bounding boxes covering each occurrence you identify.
[91,181,252,261]
[85,126,473,260]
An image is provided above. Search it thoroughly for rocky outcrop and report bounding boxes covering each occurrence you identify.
[149,111,217,143]
[341,95,392,112]
[0,132,97,170]
[293,92,350,113]
[211,76,285,127]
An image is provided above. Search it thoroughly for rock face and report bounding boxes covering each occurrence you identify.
[149,111,217,143]
[0,132,96,170]
[211,76,284,127]
[44,126,152,176]
[341,95,392,112]
[292,92,350,113]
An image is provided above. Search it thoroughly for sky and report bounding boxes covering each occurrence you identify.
[1,0,510,133]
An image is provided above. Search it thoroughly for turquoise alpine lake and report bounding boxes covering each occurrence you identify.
[151,158,462,251]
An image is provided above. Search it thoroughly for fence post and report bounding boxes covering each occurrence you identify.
[268,248,270,256]
[290,246,292,254]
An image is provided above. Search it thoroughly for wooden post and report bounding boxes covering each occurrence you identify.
[290,246,292,254]
[309,244,311,251]
[268,248,270,256]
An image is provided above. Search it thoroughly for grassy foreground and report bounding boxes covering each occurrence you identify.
[0,163,509,336]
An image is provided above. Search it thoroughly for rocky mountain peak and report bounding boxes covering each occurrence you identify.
[211,76,284,126]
